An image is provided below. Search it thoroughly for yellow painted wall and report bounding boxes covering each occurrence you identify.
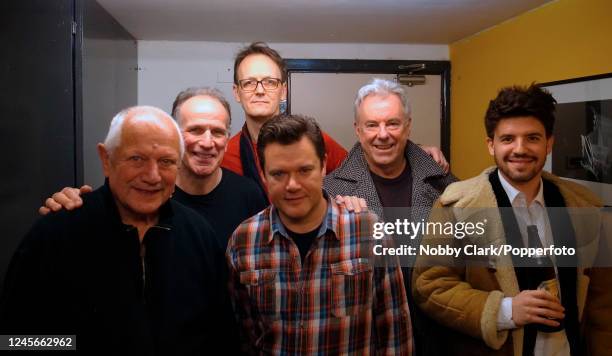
[450,0,612,179]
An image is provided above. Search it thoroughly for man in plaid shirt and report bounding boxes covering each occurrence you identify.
[226,114,412,355]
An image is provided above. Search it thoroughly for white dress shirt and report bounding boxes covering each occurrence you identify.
[495,171,570,356]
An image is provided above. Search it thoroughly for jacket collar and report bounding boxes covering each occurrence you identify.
[439,166,603,209]
[332,141,448,220]
[335,141,447,183]
[100,179,175,231]
[268,191,341,244]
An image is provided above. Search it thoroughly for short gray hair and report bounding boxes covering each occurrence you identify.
[104,105,185,158]
[171,87,232,129]
[354,78,412,121]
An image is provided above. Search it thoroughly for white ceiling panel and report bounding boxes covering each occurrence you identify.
[96,0,554,43]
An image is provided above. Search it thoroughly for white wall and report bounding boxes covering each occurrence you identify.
[137,41,448,134]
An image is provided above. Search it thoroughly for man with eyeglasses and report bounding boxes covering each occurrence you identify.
[222,42,348,199]
[223,42,449,200]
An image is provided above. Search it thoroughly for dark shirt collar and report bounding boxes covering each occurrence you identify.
[101,179,174,231]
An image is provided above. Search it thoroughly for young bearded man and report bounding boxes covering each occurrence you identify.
[412,84,611,356]
[226,115,412,355]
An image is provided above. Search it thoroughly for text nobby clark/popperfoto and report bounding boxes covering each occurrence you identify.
[373,244,576,258]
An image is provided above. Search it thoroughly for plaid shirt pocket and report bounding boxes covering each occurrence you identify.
[240,269,278,320]
[330,258,373,317]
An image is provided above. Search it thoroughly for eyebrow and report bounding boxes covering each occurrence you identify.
[498,132,543,138]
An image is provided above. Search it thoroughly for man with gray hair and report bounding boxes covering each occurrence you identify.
[324,78,456,355]
[0,106,234,354]
[325,78,455,220]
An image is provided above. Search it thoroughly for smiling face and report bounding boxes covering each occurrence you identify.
[263,136,327,230]
[487,116,554,187]
[355,93,411,178]
[178,95,230,178]
[233,54,287,122]
[98,113,181,222]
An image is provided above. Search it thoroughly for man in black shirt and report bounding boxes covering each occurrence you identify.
[170,87,268,245]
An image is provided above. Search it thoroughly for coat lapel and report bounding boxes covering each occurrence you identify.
[330,143,385,219]
[407,142,449,223]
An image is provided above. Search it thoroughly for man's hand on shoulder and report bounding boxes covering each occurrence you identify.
[511,289,565,328]
[420,144,449,173]
[335,195,368,213]
[38,185,93,215]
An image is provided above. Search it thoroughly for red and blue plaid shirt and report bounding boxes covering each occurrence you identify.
[226,195,412,355]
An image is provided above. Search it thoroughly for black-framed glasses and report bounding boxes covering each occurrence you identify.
[237,78,282,91]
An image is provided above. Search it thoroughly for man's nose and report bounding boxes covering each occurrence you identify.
[254,81,266,94]
[377,124,389,139]
[201,130,214,148]
[142,160,162,184]
[286,174,301,191]
[514,138,527,153]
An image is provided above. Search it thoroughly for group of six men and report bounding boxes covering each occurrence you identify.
[0,42,609,355]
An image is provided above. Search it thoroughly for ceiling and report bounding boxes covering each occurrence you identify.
[96,0,554,44]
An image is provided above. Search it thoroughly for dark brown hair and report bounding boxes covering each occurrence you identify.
[233,41,287,84]
[171,87,232,128]
[257,114,326,171]
[485,84,556,138]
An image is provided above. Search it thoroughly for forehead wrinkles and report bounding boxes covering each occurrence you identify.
[359,95,405,120]
[120,117,179,152]
[180,98,230,128]
[183,96,228,117]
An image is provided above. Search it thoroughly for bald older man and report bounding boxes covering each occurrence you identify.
[0,106,234,355]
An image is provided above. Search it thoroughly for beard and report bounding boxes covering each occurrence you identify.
[495,153,545,184]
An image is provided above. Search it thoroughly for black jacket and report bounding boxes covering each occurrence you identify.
[0,182,235,355]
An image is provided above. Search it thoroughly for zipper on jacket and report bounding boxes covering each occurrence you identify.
[140,243,146,302]
[139,225,170,302]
